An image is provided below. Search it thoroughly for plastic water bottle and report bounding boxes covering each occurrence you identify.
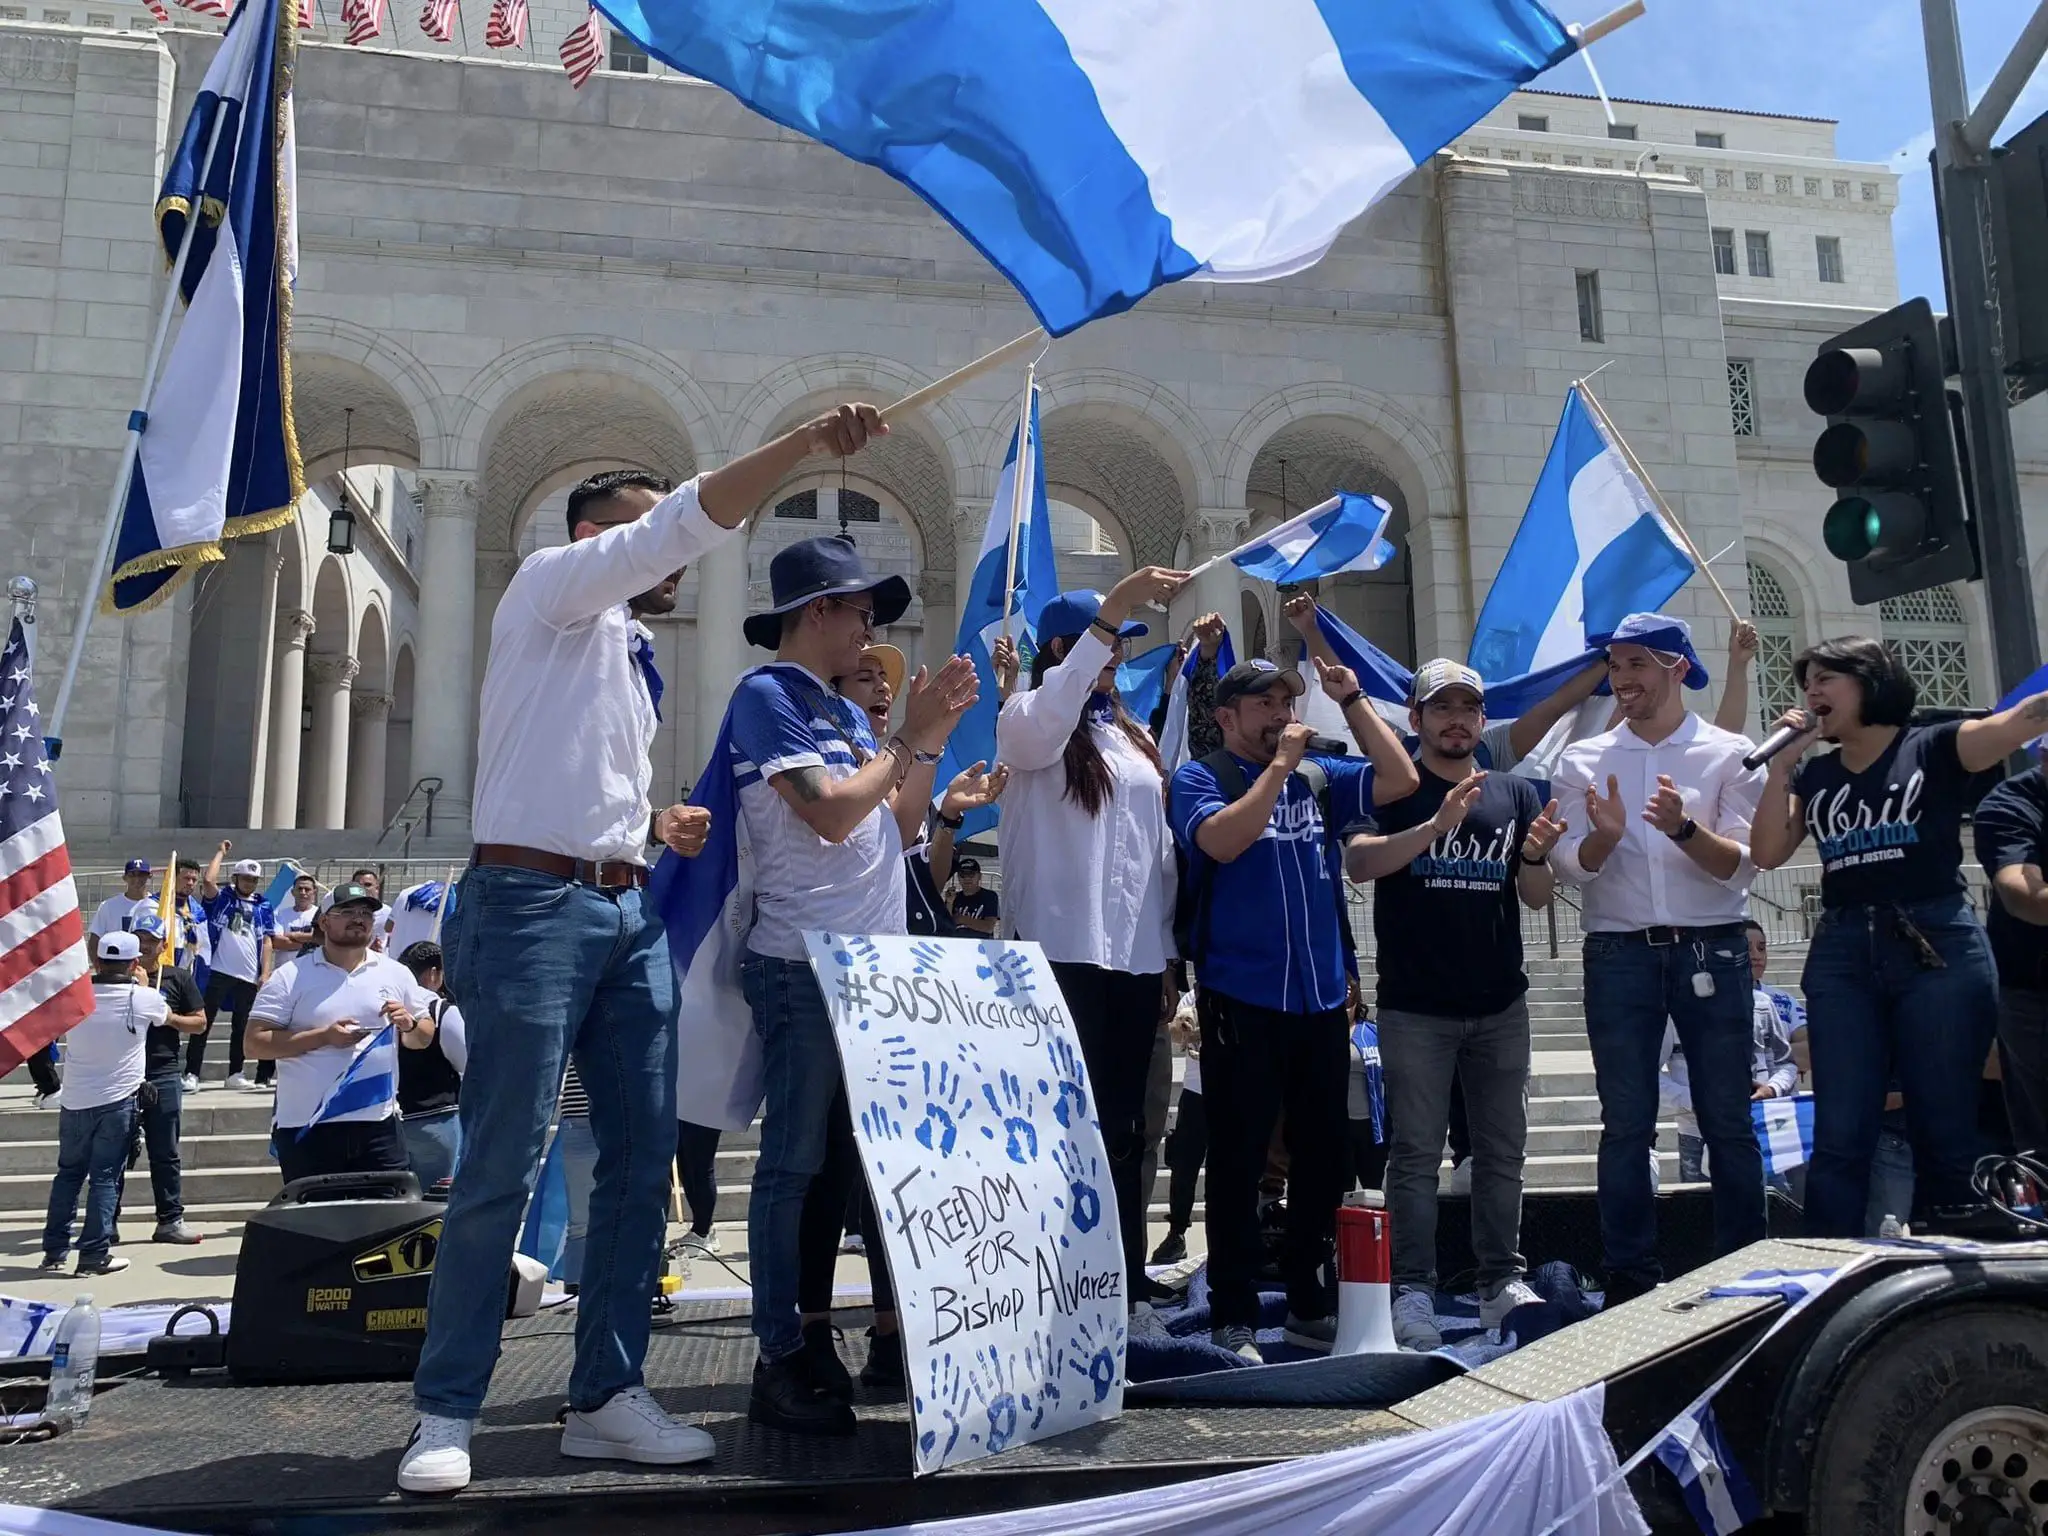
[1878,1214,1906,1240]
[43,1293,101,1432]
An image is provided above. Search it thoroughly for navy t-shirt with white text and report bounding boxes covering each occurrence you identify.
[1794,721,1971,908]
[1169,752,1375,1015]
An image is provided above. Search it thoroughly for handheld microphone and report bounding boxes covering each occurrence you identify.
[1742,710,1816,772]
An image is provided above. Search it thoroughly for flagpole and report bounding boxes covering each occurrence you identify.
[997,365,1037,646]
[879,329,1046,428]
[1574,380,1744,624]
[1182,495,1343,581]
[47,102,237,748]
[429,865,458,944]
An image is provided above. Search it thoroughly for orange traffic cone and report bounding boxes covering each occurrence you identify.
[1332,1190,1397,1354]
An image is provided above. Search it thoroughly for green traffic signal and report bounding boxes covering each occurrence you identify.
[1823,498,1881,561]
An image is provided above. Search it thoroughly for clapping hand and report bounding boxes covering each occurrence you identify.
[1430,771,1487,834]
[901,655,980,754]
[1585,774,1627,840]
[1523,798,1567,860]
[1642,773,1689,837]
[940,761,1009,819]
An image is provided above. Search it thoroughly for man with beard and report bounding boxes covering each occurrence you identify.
[1343,660,1565,1349]
[402,407,887,1495]
[1548,614,1765,1304]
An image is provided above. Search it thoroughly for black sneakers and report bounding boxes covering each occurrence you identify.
[1149,1229,1188,1266]
[858,1326,906,1402]
[749,1352,856,1437]
[800,1319,853,1404]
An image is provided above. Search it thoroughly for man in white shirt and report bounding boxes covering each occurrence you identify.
[88,858,157,938]
[272,872,323,954]
[195,852,278,1091]
[350,868,395,951]
[38,932,165,1278]
[247,882,434,1188]
[399,403,887,1497]
[1549,613,1765,1305]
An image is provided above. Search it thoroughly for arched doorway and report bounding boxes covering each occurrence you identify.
[178,534,281,827]
[386,644,416,822]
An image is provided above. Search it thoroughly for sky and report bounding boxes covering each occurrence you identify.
[1516,0,2048,307]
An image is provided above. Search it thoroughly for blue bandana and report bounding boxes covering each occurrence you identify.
[629,629,664,720]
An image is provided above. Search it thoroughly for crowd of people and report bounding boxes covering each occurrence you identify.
[14,404,2044,1500]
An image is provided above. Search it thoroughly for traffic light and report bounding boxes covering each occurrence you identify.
[1804,296,1979,605]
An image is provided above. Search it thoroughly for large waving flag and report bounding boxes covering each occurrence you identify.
[601,0,1576,336]
[1467,387,1695,683]
[108,0,302,614]
[0,621,94,1076]
[934,385,1060,839]
[1226,494,1399,586]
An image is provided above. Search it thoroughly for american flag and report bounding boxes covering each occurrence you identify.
[342,0,384,45]
[145,0,170,20]
[560,6,602,87]
[172,0,230,19]
[483,0,524,49]
[418,0,456,42]
[0,621,93,1077]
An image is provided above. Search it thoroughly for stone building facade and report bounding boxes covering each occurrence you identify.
[4,20,2045,845]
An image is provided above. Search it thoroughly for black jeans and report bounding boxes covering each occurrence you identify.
[24,1044,61,1097]
[1998,988,2048,1160]
[138,1073,185,1223]
[276,1115,408,1187]
[195,972,269,1083]
[797,1086,895,1315]
[1164,1087,1208,1231]
[675,1120,720,1235]
[1050,962,1164,1286]
[1198,988,1349,1328]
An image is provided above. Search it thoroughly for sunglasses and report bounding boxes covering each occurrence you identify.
[826,597,879,632]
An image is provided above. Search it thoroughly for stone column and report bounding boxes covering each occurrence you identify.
[265,610,315,830]
[953,497,987,615]
[917,573,956,673]
[693,527,750,770]
[305,656,359,831]
[244,542,286,827]
[1178,509,1252,656]
[411,476,479,821]
[347,690,392,832]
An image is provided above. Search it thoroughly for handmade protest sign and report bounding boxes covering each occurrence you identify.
[803,931,1126,1475]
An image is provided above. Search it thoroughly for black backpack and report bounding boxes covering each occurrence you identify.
[1173,749,1358,970]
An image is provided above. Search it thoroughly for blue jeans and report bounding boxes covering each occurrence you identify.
[743,954,844,1362]
[1803,895,1996,1236]
[43,1099,136,1264]
[556,1114,598,1282]
[1865,1125,1916,1236]
[141,1072,184,1224]
[402,1108,462,1191]
[413,866,677,1420]
[1584,927,1761,1283]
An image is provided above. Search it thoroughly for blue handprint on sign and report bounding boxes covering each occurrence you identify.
[974,945,1036,998]
[1051,1139,1104,1240]
[860,1098,909,1144]
[1043,1036,1089,1130]
[967,1344,1029,1454]
[832,935,882,972]
[908,940,946,976]
[914,1059,972,1157]
[1067,1317,1123,1406]
[978,1069,1040,1165]
[877,1034,917,1092]
[1022,1330,1064,1430]
[915,1352,970,1463]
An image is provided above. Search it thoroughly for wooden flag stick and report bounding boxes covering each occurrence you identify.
[998,364,1038,646]
[879,329,1047,426]
[1574,379,1744,623]
[1577,0,1645,47]
[429,866,458,944]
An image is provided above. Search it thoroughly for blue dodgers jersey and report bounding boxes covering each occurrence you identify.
[1169,752,1374,1015]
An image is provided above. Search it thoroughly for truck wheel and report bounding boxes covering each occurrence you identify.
[1807,1304,2048,1536]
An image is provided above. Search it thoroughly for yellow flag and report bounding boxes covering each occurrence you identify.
[156,848,179,962]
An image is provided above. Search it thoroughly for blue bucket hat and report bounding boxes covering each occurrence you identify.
[1035,590,1149,646]
[745,534,912,650]
[1589,612,1710,690]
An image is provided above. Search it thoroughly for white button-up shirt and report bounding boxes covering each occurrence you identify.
[995,630,1176,974]
[1551,712,1762,931]
[472,479,735,864]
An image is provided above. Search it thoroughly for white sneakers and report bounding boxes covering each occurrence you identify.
[561,1386,716,1465]
[224,1073,251,1090]
[397,1415,474,1494]
[678,1230,722,1258]
[1392,1286,1443,1351]
[180,1074,200,1093]
[1479,1278,1543,1331]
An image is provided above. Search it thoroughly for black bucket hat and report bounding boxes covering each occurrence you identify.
[744,534,912,650]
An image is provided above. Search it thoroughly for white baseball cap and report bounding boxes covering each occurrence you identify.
[97,931,140,962]
[231,858,262,878]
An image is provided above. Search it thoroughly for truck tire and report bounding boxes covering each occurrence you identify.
[1807,1303,2048,1536]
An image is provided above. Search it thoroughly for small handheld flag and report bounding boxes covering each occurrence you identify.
[1214,493,1399,587]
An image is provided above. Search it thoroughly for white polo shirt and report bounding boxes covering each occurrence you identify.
[252,947,434,1130]
[59,981,165,1111]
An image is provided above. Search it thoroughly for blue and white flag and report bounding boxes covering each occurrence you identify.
[1156,632,1236,770]
[108,0,302,614]
[518,1126,572,1280]
[1228,494,1398,586]
[934,385,1060,839]
[1753,1091,1815,1178]
[1651,1404,1761,1536]
[602,0,1575,336]
[1114,643,1182,729]
[296,1023,396,1142]
[1468,387,1695,683]
[1705,1266,1845,1306]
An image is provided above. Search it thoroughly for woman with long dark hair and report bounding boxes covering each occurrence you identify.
[996,567,1189,1297]
[1752,634,2048,1234]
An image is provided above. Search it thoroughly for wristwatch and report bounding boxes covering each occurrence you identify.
[1337,689,1366,711]
[1670,817,1699,844]
[936,809,965,830]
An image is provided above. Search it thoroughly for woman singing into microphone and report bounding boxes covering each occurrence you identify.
[995,566,1189,1303]
[1751,636,2048,1236]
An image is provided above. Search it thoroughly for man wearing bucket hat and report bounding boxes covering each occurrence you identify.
[1548,613,1766,1304]
[724,532,977,1434]
[402,403,891,1494]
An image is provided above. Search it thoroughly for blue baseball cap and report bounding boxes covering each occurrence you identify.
[131,914,168,940]
[124,858,151,876]
[1035,590,1148,645]
[1589,612,1710,690]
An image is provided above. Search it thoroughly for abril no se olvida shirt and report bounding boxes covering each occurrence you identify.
[1792,720,1973,909]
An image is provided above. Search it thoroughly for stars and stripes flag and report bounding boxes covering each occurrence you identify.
[419,0,457,43]
[560,5,602,86]
[484,0,525,49]
[341,0,384,44]
[0,621,94,1077]
[173,0,230,19]
[145,0,171,21]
